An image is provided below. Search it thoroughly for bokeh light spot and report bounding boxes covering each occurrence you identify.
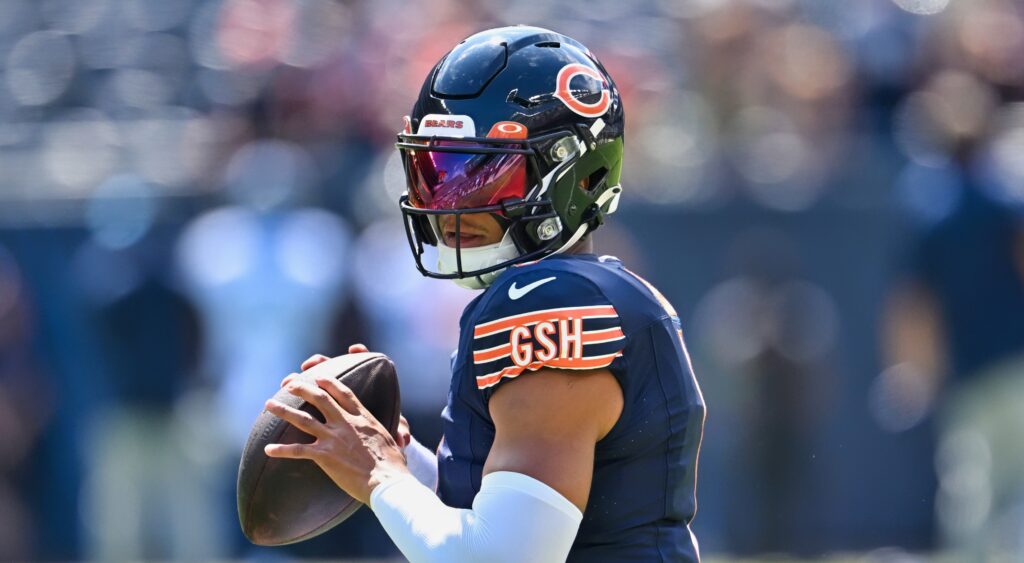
[6,31,76,107]
[892,0,950,16]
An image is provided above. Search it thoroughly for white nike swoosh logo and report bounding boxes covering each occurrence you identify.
[508,276,557,300]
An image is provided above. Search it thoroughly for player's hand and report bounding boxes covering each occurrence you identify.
[280,344,411,448]
[263,375,410,505]
[280,344,370,388]
[395,414,411,448]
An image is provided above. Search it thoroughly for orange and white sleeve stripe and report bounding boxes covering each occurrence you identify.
[471,304,625,390]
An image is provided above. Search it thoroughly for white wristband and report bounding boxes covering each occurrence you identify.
[403,436,438,490]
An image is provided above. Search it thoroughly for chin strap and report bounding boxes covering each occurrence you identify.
[543,184,622,259]
[548,221,590,257]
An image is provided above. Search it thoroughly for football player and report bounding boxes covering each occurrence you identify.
[266,26,706,562]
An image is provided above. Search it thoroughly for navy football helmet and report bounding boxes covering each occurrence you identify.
[397,25,625,289]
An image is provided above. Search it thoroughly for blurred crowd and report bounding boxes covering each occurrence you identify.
[0,0,1023,560]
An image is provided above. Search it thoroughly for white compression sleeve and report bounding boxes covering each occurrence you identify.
[370,471,583,563]
[403,436,438,490]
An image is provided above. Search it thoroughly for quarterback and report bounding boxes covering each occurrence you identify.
[265,26,706,562]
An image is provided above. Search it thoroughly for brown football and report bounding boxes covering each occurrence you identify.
[237,352,401,546]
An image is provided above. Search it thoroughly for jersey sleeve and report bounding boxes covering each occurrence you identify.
[470,269,625,396]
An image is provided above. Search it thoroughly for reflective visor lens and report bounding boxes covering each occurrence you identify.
[405,141,527,210]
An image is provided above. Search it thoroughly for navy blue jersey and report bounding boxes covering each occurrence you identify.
[436,254,706,562]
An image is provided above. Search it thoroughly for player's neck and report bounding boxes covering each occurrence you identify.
[566,236,593,255]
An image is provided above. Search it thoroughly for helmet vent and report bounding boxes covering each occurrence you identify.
[534,41,560,48]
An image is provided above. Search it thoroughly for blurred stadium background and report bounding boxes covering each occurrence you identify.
[0,0,1022,560]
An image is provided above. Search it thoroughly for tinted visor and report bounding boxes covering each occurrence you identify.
[404,141,528,210]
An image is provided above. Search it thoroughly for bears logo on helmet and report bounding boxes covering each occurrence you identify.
[554,63,612,118]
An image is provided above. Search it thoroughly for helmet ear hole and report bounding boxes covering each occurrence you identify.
[584,167,608,192]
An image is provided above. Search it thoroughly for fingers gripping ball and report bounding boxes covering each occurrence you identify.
[237,353,401,546]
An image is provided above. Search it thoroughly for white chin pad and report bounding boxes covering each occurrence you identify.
[436,227,520,290]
